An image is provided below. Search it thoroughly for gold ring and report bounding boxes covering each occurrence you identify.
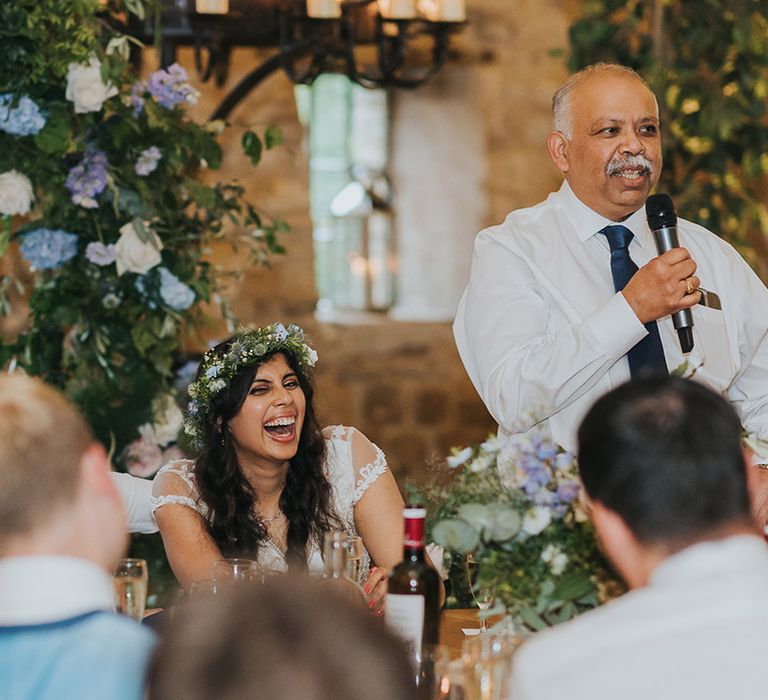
[686,278,695,295]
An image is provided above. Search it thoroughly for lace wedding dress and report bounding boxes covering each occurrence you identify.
[150,425,389,574]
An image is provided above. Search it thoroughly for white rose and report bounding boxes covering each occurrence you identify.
[138,394,183,446]
[65,57,118,114]
[0,170,34,216]
[522,506,552,536]
[115,221,162,275]
[425,543,449,581]
[550,552,569,575]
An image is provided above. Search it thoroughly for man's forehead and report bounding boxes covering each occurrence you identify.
[572,74,658,120]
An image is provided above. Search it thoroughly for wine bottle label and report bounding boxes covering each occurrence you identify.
[385,593,425,658]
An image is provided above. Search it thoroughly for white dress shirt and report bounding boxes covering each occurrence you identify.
[111,472,158,534]
[508,535,768,700]
[454,181,768,454]
[0,556,115,625]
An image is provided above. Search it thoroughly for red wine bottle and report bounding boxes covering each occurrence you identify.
[386,506,441,657]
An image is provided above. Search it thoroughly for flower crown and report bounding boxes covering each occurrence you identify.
[183,323,318,446]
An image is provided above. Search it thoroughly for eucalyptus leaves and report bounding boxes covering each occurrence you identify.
[418,431,624,631]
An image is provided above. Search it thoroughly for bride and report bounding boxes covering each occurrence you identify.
[149,323,431,609]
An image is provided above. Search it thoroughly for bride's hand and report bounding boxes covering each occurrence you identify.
[362,566,389,617]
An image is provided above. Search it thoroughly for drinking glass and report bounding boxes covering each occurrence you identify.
[415,644,450,700]
[188,578,218,600]
[113,558,148,621]
[461,631,519,700]
[344,535,365,585]
[211,558,260,587]
[466,554,495,632]
[322,530,348,577]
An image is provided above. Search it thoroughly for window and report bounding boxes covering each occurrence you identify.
[297,75,394,315]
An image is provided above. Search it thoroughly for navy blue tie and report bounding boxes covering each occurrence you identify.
[600,225,668,378]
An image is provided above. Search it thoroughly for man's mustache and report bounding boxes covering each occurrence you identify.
[606,155,654,176]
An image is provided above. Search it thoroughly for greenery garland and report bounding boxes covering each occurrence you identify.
[0,0,286,456]
[566,0,768,279]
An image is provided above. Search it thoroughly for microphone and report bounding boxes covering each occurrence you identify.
[645,193,694,353]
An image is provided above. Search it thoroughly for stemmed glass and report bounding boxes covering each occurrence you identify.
[113,558,148,621]
[211,558,260,587]
[344,535,364,585]
[466,553,495,633]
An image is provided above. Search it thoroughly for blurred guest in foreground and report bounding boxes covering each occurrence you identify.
[0,374,155,700]
[147,575,418,700]
[509,376,768,700]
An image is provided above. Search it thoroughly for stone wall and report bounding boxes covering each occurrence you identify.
[172,0,582,487]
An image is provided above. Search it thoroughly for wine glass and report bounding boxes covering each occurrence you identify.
[344,535,364,585]
[461,631,518,700]
[211,558,260,587]
[322,531,348,578]
[113,558,148,621]
[466,554,495,633]
[188,578,218,600]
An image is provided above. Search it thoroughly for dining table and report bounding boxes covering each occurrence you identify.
[439,608,493,659]
[146,605,494,660]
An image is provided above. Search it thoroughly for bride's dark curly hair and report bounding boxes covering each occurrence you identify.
[192,339,342,571]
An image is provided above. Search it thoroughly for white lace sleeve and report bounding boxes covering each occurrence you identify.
[348,427,389,505]
[150,460,207,517]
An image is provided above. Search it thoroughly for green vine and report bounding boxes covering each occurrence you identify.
[568,0,768,278]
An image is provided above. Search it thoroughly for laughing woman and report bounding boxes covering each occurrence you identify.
[151,323,433,609]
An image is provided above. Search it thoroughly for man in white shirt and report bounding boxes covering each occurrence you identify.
[453,63,768,456]
[508,375,768,700]
[0,375,155,700]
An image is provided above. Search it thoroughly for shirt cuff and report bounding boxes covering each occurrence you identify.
[582,292,647,357]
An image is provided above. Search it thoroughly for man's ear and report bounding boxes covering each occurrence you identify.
[743,446,768,527]
[590,500,646,589]
[80,443,116,499]
[546,130,570,174]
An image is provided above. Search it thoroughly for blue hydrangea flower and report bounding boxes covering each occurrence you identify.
[158,267,195,311]
[129,81,145,116]
[134,276,157,309]
[85,241,116,266]
[273,323,288,341]
[20,228,78,269]
[174,360,201,392]
[554,451,575,471]
[146,63,199,109]
[205,365,221,379]
[135,146,161,176]
[0,95,46,136]
[556,481,580,503]
[66,150,109,209]
[534,439,558,461]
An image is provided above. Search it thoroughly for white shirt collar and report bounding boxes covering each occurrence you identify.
[0,555,115,625]
[651,534,768,587]
[555,180,653,249]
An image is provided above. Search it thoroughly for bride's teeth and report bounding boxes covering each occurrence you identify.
[265,417,295,427]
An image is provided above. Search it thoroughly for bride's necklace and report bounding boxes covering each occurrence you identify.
[257,509,286,527]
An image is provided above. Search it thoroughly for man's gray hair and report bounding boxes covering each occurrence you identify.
[552,63,656,139]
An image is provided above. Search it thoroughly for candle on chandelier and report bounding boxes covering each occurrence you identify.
[418,0,465,21]
[378,0,417,20]
[307,0,341,18]
[195,0,229,13]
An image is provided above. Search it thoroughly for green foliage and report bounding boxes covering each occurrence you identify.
[413,434,625,631]
[0,0,99,91]
[0,2,287,455]
[568,0,768,278]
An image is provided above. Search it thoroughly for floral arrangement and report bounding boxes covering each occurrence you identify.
[0,0,286,463]
[413,431,625,631]
[184,322,317,446]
